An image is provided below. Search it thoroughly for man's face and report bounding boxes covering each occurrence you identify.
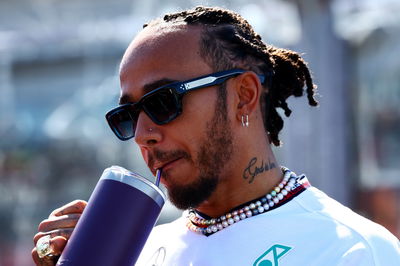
[119,25,236,209]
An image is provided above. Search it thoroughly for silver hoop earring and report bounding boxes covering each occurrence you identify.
[241,114,249,127]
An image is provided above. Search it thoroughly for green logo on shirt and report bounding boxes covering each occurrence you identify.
[253,244,292,266]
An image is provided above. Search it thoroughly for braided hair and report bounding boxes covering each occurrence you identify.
[144,6,318,146]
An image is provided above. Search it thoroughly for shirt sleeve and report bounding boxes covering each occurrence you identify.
[369,231,400,266]
[338,236,400,266]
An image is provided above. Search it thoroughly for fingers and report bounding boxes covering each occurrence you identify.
[35,212,81,245]
[34,228,74,245]
[38,213,81,233]
[31,248,56,266]
[49,200,87,218]
[32,200,86,265]
[32,236,67,266]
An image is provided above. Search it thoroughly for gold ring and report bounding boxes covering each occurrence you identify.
[36,235,53,258]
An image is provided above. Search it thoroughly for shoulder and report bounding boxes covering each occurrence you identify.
[295,187,400,265]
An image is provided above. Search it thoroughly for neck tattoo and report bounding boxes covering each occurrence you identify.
[242,157,276,184]
[186,167,310,236]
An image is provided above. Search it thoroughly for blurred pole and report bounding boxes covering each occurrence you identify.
[0,50,15,136]
[283,0,351,205]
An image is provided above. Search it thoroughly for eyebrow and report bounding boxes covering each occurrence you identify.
[119,78,178,105]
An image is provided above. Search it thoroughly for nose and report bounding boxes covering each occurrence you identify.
[134,111,162,147]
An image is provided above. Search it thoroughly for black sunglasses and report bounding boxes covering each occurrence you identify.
[106,69,265,141]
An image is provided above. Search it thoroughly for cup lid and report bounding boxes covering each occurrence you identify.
[101,166,166,208]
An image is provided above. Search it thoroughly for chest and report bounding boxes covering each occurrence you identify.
[137,218,367,266]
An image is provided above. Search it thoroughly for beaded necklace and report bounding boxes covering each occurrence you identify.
[186,167,310,236]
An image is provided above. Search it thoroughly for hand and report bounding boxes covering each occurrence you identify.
[31,200,87,266]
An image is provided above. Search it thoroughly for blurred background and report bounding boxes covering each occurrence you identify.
[0,0,399,265]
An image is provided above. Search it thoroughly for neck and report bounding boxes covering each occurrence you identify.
[195,141,282,218]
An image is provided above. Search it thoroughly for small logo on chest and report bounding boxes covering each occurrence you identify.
[253,244,292,266]
[146,247,166,266]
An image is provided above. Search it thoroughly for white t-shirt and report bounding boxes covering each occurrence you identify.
[136,187,400,266]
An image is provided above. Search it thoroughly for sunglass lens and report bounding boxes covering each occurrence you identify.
[143,89,180,123]
[108,109,136,140]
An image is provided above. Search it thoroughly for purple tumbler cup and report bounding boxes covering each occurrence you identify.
[57,166,165,266]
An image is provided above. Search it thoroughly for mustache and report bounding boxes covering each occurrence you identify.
[148,149,191,170]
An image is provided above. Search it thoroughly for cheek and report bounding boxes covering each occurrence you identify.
[181,88,217,126]
[165,92,214,157]
[140,147,149,163]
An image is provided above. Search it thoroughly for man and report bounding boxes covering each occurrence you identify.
[33,6,400,266]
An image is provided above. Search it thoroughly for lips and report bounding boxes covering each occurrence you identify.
[147,149,190,176]
[152,157,182,174]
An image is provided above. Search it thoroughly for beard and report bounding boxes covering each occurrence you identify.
[149,84,234,210]
[166,113,233,210]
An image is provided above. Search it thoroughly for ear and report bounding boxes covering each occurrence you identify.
[232,71,263,123]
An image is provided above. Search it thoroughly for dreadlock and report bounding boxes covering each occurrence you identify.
[144,6,318,146]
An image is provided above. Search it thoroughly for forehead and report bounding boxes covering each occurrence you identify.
[119,24,212,103]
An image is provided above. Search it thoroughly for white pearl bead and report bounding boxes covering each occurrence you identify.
[234,215,240,222]
[278,193,284,200]
[263,203,270,210]
[258,206,265,213]
[240,213,246,219]
[228,218,234,225]
[266,194,272,200]
[284,171,291,180]
[222,221,229,228]
[269,201,274,207]
[273,197,279,204]
[211,225,218,232]
[217,223,223,230]
[256,201,261,207]
[282,190,288,196]
[249,203,256,209]
[206,227,212,234]
[246,210,252,217]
